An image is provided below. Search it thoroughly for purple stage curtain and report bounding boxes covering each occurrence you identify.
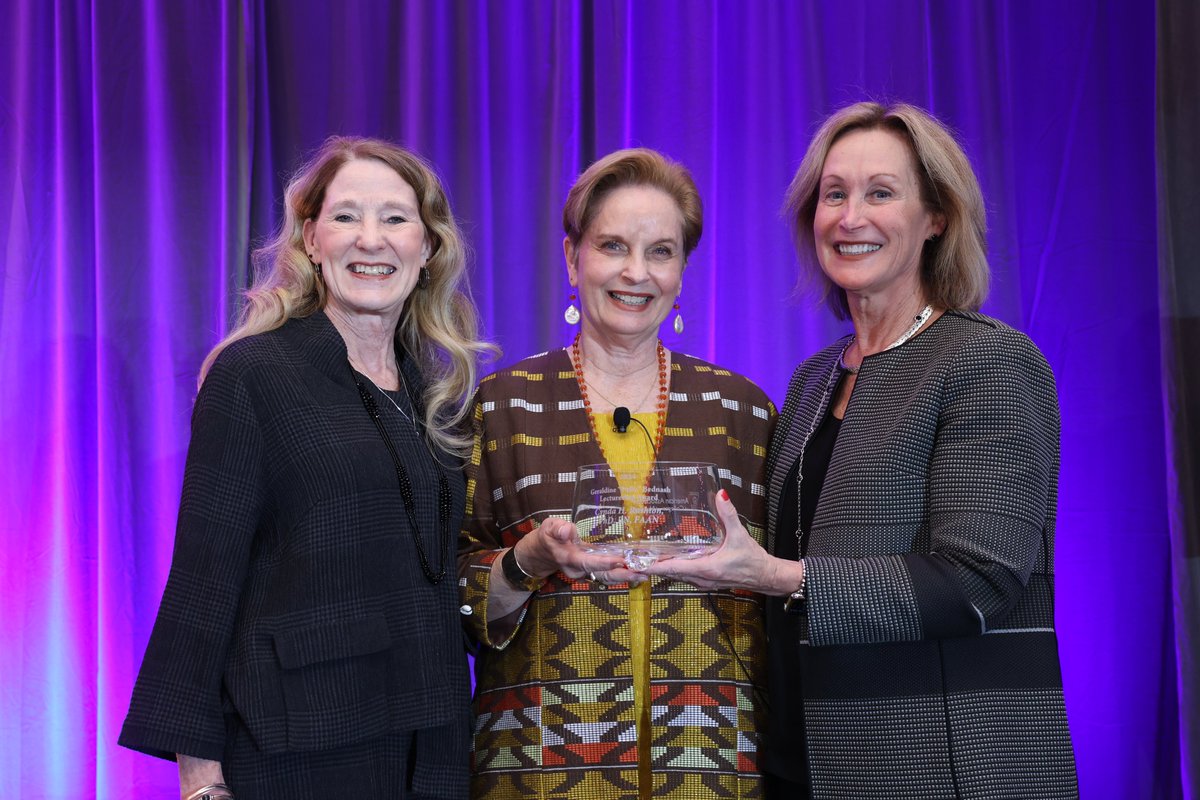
[1157,0,1200,796]
[0,1,1183,797]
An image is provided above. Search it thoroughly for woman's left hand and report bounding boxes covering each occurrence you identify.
[637,490,797,595]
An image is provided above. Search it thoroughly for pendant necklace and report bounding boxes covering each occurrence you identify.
[579,361,660,418]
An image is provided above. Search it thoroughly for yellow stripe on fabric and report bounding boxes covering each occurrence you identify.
[508,433,543,447]
[558,432,590,446]
[632,580,651,797]
[592,412,659,800]
[507,370,544,381]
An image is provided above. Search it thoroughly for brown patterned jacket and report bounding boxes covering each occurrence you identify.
[458,347,775,799]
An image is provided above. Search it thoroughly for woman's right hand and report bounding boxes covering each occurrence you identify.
[513,518,634,584]
[486,519,634,624]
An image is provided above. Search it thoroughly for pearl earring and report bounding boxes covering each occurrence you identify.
[564,293,580,325]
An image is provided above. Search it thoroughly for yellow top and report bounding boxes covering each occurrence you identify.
[592,412,659,800]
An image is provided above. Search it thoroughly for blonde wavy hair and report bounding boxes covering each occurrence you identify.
[200,136,495,456]
[783,101,989,319]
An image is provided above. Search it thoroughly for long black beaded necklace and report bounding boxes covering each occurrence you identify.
[352,364,451,585]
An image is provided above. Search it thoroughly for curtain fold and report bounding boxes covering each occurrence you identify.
[0,1,1182,796]
[1157,0,1200,796]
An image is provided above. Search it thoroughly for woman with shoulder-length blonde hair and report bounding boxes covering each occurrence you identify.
[643,102,1078,799]
[121,136,493,799]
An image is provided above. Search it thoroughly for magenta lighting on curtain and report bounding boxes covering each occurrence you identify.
[0,1,1181,797]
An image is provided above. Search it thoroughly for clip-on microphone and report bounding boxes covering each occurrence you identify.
[613,407,655,450]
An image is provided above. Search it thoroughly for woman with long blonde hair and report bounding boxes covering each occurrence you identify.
[121,137,492,799]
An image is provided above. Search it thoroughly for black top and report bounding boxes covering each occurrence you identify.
[776,408,842,562]
[763,393,842,787]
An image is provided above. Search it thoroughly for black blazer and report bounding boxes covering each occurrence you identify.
[119,312,470,783]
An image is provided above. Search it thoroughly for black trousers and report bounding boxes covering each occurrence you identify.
[765,770,812,800]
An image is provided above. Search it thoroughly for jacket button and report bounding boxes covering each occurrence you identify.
[459,604,473,615]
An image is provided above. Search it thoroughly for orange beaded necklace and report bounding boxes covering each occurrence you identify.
[569,332,669,460]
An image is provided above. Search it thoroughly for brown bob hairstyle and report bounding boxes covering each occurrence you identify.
[562,148,703,261]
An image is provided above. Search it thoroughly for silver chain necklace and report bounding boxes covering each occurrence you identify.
[352,362,459,473]
[354,367,415,425]
[583,368,659,412]
[350,364,450,585]
[839,304,934,374]
[579,347,660,411]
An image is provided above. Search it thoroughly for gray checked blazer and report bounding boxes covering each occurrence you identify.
[766,311,1078,799]
[119,311,470,797]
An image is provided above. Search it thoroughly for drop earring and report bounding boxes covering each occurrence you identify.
[418,265,431,289]
[564,293,580,325]
[672,300,684,334]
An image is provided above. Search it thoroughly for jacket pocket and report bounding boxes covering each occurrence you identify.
[273,614,392,751]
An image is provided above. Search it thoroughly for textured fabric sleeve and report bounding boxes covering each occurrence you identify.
[119,352,265,760]
[456,389,527,649]
[806,328,1058,646]
[919,328,1058,631]
[738,387,776,547]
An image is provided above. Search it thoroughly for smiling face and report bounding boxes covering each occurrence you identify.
[813,127,944,306]
[302,158,430,327]
[565,185,685,344]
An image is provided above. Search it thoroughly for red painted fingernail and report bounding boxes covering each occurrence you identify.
[719,489,730,502]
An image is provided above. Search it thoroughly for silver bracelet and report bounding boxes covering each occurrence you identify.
[782,560,807,614]
[184,784,234,800]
